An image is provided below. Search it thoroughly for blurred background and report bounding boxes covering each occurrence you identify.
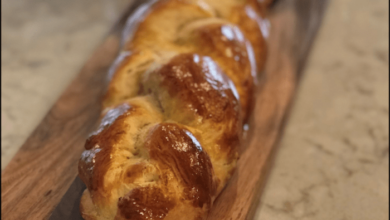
[2,0,388,219]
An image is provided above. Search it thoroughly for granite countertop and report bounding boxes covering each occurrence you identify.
[2,0,388,219]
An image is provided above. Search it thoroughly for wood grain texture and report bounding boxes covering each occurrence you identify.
[1,0,328,219]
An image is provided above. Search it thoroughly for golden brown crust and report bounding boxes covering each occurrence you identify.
[144,53,240,125]
[229,5,268,73]
[107,0,267,121]
[189,23,256,120]
[79,0,269,219]
[80,190,98,220]
[79,97,164,219]
[113,122,218,220]
[124,0,215,52]
[102,50,178,109]
[146,123,217,208]
[79,103,133,193]
[116,186,176,220]
[142,54,241,188]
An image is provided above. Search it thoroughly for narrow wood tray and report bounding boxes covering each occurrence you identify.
[1,0,328,219]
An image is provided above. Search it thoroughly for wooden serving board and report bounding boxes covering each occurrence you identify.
[1,0,328,219]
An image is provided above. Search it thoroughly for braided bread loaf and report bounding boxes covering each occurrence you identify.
[78,0,271,219]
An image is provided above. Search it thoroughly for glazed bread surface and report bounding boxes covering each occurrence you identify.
[78,0,270,219]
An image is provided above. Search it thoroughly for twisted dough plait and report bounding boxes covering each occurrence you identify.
[78,0,272,219]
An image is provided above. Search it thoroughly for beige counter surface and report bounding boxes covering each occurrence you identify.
[2,0,388,219]
[254,0,389,219]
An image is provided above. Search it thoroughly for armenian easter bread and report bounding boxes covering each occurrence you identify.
[78,0,272,219]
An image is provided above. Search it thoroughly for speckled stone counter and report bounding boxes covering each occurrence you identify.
[2,0,389,219]
[254,0,389,219]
